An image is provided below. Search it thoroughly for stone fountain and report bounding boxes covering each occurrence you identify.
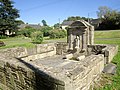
[0,20,118,90]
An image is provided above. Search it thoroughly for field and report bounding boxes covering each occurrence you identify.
[0,30,120,90]
[0,36,67,49]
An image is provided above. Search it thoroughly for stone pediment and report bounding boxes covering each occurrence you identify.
[68,20,93,30]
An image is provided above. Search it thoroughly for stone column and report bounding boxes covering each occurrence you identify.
[82,31,87,51]
[69,30,73,50]
[90,26,94,45]
[89,29,91,45]
[87,28,90,45]
[80,35,82,50]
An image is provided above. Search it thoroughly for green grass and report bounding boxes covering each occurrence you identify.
[0,37,35,49]
[94,30,120,90]
[94,39,120,90]
[0,36,67,49]
[44,37,67,43]
[95,30,120,39]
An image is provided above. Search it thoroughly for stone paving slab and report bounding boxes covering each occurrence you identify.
[103,63,117,75]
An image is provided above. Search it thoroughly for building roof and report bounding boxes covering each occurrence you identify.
[90,19,101,25]
[19,24,41,29]
[29,24,41,29]
[62,21,74,26]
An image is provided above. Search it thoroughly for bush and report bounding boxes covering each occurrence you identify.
[31,31,43,44]
[0,41,5,47]
[0,35,7,39]
[17,27,36,37]
[49,29,67,39]
[40,26,53,36]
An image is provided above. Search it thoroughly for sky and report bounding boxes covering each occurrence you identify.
[13,0,120,26]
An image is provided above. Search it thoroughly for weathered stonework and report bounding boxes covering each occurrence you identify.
[0,43,64,90]
[0,20,118,90]
[0,58,65,90]
[0,43,118,90]
[88,44,118,64]
[67,20,94,54]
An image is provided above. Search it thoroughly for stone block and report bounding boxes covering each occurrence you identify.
[57,85,65,90]
[26,47,37,55]
[77,55,85,61]
[64,54,73,59]
[103,63,117,75]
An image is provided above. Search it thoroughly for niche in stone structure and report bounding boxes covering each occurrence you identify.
[67,20,94,55]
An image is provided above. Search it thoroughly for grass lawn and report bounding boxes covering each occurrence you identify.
[95,30,120,39]
[0,36,67,49]
[0,37,35,49]
[94,39,120,90]
[93,30,120,90]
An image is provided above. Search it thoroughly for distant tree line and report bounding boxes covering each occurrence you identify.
[61,6,120,30]
[63,16,92,22]
[97,6,120,30]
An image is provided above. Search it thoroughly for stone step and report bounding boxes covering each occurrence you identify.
[103,63,117,75]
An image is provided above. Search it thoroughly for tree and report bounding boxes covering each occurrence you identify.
[97,6,120,29]
[49,29,67,39]
[31,31,43,44]
[40,26,52,36]
[63,16,90,22]
[97,6,111,19]
[0,0,20,35]
[16,20,24,25]
[17,27,36,37]
[41,20,47,26]
[54,23,60,29]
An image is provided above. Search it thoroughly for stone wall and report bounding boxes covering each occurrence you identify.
[0,43,56,61]
[87,44,118,64]
[56,42,68,55]
[102,44,118,63]
[0,59,65,90]
[62,54,104,90]
[0,53,104,90]
[0,43,118,90]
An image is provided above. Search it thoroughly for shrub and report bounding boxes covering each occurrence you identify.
[0,35,7,39]
[31,31,43,44]
[17,27,36,37]
[49,29,67,39]
[0,41,5,47]
[40,26,53,36]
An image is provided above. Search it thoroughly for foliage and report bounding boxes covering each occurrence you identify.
[49,29,67,39]
[41,20,47,26]
[31,31,43,44]
[0,37,35,49]
[40,26,53,36]
[17,27,36,37]
[0,0,19,35]
[0,35,8,39]
[54,23,60,29]
[0,40,5,47]
[63,16,92,22]
[16,20,24,25]
[97,6,120,30]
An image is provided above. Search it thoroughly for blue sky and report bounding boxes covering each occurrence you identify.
[13,0,120,26]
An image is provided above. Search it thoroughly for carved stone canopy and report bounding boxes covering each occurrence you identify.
[67,20,94,54]
[68,20,92,30]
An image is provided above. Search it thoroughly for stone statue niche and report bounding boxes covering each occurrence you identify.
[67,20,94,55]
